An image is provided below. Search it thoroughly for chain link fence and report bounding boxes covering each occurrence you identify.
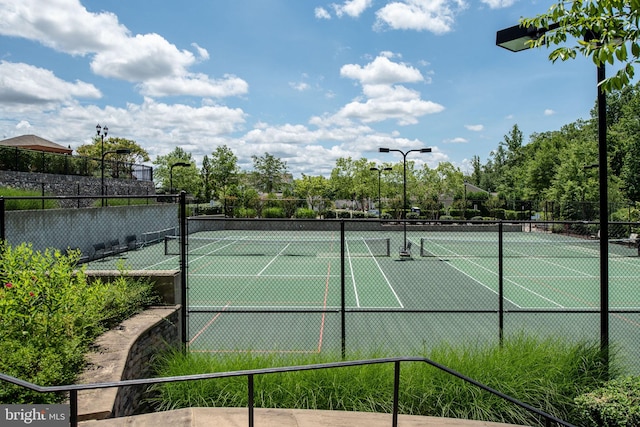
[1,196,639,373]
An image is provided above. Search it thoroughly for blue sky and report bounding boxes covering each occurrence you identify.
[0,0,604,178]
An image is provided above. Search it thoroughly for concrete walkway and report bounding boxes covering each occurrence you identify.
[78,407,525,427]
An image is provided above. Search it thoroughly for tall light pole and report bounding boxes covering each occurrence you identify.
[96,124,108,205]
[370,166,392,216]
[101,149,131,206]
[497,23,609,365]
[379,147,432,252]
[170,162,191,194]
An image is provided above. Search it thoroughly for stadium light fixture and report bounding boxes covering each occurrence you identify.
[496,21,610,365]
[370,166,393,216]
[378,147,432,253]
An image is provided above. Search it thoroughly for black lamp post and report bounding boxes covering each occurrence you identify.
[497,23,609,364]
[96,124,108,205]
[379,147,432,251]
[101,148,131,206]
[170,162,191,194]
[370,166,392,216]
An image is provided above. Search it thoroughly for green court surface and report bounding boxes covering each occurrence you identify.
[84,229,640,367]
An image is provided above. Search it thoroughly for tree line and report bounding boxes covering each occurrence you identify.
[76,82,640,220]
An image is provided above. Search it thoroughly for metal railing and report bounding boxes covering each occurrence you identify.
[0,356,574,427]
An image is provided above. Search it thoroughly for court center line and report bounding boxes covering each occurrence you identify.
[257,243,291,276]
[368,238,403,309]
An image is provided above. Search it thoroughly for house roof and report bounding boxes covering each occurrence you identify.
[0,134,72,154]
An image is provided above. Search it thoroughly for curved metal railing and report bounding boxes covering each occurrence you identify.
[0,356,576,427]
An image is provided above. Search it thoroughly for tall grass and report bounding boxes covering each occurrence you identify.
[0,187,58,210]
[149,334,614,426]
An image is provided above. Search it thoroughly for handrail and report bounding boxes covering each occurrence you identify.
[0,356,576,427]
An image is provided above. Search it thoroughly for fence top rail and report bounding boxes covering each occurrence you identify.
[0,356,574,426]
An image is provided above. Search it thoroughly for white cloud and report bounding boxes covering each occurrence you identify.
[374,0,468,34]
[544,109,555,116]
[289,82,310,91]
[191,43,210,61]
[16,120,32,130]
[480,0,517,9]
[332,54,444,125]
[315,7,332,19]
[139,74,249,98]
[340,55,423,85]
[332,0,374,18]
[0,0,245,99]
[0,61,101,104]
[465,124,484,131]
[444,137,468,143]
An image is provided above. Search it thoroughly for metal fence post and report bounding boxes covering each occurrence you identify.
[341,219,346,359]
[0,197,4,241]
[392,361,400,427]
[180,191,188,351]
[498,220,504,346]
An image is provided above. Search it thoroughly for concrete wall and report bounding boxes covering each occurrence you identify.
[188,217,524,233]
[5,204,179,258]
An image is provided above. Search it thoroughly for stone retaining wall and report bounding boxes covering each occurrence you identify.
[0,170,154,208]
[77,306,181,421]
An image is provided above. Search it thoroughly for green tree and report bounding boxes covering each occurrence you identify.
[76,136,150,165]
[521,1,640,91]
[208,145,239,213]
[294,174,330,211]
[153,148,200,195]
[251,153,288,194]
[200,155,214,202]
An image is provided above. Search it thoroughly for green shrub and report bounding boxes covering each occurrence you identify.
[262,207,286,218]
[0,243,158,403]
[322,210,337,218]
[575,376,640,426]
[236,207,257,218]
[294,208,316,218]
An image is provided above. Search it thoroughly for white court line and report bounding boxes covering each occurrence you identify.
[345,240,361,307]
[425,239,564,309]
[368,238,404,309]
[257,243,291,276]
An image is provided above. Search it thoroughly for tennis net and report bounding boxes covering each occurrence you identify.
[165,235,391,257]
[420,237,640,258]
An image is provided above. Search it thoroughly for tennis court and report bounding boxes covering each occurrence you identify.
[84,225,640,366]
